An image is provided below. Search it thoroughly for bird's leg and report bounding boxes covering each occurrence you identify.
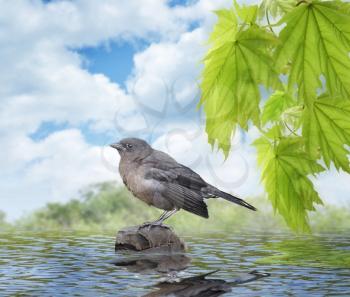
[154,210,170,224]
[157,208,178,224]
[149,210,170,225]
[139,209,178,230]
[139,211,169,229]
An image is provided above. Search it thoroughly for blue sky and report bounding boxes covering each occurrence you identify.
[77,0,191,88]
[78,41,139,88]
[1,0,349,221]
[76,0,195,90]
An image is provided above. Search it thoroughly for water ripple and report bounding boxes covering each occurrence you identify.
[0,232,349,296]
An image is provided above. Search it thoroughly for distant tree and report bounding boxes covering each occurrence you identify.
[17,183,158,230]
[0,210,6,224]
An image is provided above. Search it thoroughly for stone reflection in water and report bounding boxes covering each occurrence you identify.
[112,225,270,296]
[112,250,191,274]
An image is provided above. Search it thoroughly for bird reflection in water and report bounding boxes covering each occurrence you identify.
[143,270,270,297]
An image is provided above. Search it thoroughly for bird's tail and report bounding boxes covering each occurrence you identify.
[212,189,257,211]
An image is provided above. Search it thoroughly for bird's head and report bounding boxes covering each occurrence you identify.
[110,138,152,161]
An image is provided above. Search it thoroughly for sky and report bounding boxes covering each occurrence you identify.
[0,0,349,221]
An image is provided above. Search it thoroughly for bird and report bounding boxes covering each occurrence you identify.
[110,137,256,226]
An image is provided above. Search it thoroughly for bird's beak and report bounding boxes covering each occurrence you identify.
[110,142,124,151]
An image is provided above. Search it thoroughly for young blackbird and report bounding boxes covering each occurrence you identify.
[111,138,256,225]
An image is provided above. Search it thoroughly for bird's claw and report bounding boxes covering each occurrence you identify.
[138,222,160,230]
[138,221,172,231]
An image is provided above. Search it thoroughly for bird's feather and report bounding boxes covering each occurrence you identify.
[143,164,209,218]
[164,183,209,218]
[143,151,208,191]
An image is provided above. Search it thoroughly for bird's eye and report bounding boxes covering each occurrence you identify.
[126,144,133,149]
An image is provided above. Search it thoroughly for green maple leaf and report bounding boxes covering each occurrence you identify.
[259,0,296,18]
[234,1,259,24]
[261,90,296,125]
[198,0,350,233]
[275,1,350,104]
[207,9,237,48]
[200,6,281,156]
[303,94,350,172]
[254,136,324,232]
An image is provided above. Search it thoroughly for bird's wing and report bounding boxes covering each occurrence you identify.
[142,150,257,213]
[143,150,209,191]
[144,166,209,218]
[165,183,208,218]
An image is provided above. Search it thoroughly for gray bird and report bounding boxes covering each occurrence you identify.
[110,138,256,225]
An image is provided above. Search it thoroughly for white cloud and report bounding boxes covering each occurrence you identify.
[1,129,118,219]
[0,0,187,47]
[126,28,206,118]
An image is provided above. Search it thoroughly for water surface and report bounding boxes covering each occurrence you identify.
[0,231,349,296]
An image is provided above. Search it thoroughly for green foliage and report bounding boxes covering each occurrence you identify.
[261,90,296,125]
[0,214,12,233]
[259,0,296,18]
[17,183,158,231]
[200,0,350,232]
[200,3,281,156]
[0,210,6,223]
[11,182,350,234]
[0,210,10,231]
[275,1,350,104]
[303,94,350,171]
[254,136,324,232]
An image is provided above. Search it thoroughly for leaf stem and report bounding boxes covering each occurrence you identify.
[266,10,275,34]
[283,121,298,136]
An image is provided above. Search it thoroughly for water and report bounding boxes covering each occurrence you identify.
[0,231,349,296]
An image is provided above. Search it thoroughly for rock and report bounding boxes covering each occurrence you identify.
[114,224,189,274]
[115,224,186,252]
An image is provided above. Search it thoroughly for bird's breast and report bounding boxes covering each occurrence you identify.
[120,165,155,205]
[119,162,173,210]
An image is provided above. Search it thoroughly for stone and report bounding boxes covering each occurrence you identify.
[113,224,189,274]
[115,224,186,252]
